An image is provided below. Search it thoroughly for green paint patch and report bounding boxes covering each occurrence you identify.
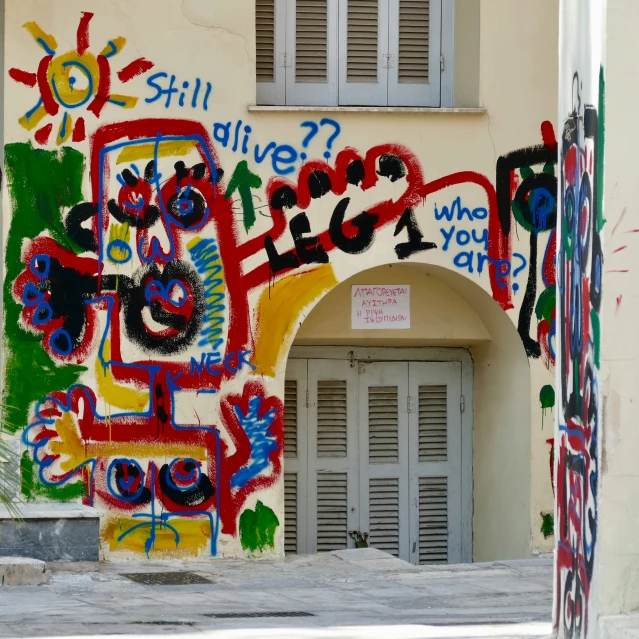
[539,384,555,429]
[539,385,555,410]
[540,512,554,539]
[597,65,606,232]
[239,500,279,553]
[535,287,556,323]
[3,143,87,432]
[591,308,601,368]
[20,451,85,502]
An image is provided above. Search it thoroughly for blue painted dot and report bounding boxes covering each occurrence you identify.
[513,283,520,293]
[300,152,307,161]
[323,151,331,159]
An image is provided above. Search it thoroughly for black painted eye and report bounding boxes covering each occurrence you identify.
[166,184,209,229]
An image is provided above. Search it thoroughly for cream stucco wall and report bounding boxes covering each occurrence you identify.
[597,0,638,620]
[295,264,490,346]
[2,0,557,561]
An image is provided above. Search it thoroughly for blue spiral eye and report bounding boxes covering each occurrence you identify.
[108,458,146,502]
[166,458,201,491]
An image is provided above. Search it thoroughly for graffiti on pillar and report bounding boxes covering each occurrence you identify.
[555,68,605,638]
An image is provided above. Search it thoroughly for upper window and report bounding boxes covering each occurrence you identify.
[256,0,443,107]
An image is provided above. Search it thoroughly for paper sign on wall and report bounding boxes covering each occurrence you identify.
[351,285,410,329]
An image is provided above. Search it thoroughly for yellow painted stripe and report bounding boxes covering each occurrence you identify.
[19,104,48,131]
[253,264,338,377]
[23,21,58,52]
[116,139,197,164]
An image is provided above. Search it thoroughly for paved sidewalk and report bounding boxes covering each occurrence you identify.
[0,549,552,639]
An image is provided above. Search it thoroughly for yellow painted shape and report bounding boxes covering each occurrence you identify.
[104,517,211,556]
[23,21,58,52]
[19,104,48,132]
[96,339,148,411]
[109,94,138,109]
[253,264,338,377]
[116,139,197,164]
[100,36,126,57]
[48,412,87,472]
[47,50,99,108]
[90,441,207,459]
[56,113,73,145]
[106,223,131,263]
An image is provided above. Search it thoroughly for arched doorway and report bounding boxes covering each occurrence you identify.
[281,262,531,564]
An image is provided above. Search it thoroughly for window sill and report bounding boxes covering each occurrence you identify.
[248,105,487,114]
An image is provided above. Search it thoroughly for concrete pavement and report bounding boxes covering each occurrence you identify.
[0,549,553,639]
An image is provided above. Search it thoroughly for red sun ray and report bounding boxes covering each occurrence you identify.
[117,57,155,83]
[72,117,86,142]
[9,68,37,87]
[76,11,94,55]
[37,55,59,116]
[87,55,111,117]
[34,123,53,145]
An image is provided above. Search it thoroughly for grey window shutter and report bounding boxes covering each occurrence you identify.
[339,0,389,105]
[284,473,298,554]
[358,363,410,561]
[368,386,399,463]
[408,362,463,565]
[316,472,349,551]
[307,360,359,554]
[369,477,400,556]
[317,380,348,458]
[256,0,286,104]
[388,0,441,106]
[418,385,447,462]
[284,379,298,458]
[286,0,338,105]
[284,359,308,554]
[419,476,448,564]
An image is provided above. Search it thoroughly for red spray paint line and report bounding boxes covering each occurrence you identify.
[76,12,94,55]
[118,58,155,83]
[9,68,37,87]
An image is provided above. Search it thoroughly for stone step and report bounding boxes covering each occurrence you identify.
[0,557,50,586]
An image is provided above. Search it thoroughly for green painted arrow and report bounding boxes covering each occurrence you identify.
[225,160,263,232]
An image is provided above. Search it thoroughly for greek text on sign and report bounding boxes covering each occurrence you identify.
[351,285,410,329]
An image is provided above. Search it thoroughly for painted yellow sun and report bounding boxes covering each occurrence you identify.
[9,12,154,145]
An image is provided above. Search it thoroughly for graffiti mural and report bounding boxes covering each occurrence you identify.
[4,11,558,559]
[555,69,605,638]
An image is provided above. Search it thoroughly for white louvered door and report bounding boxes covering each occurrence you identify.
[286,0,339,105]
[408,361,462,564]
[388,0,441,106]
[307,359,359,552]
[358,362,410,558]
[283,359,308,554]
[338,0,389,105]
[284,356,466,561]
